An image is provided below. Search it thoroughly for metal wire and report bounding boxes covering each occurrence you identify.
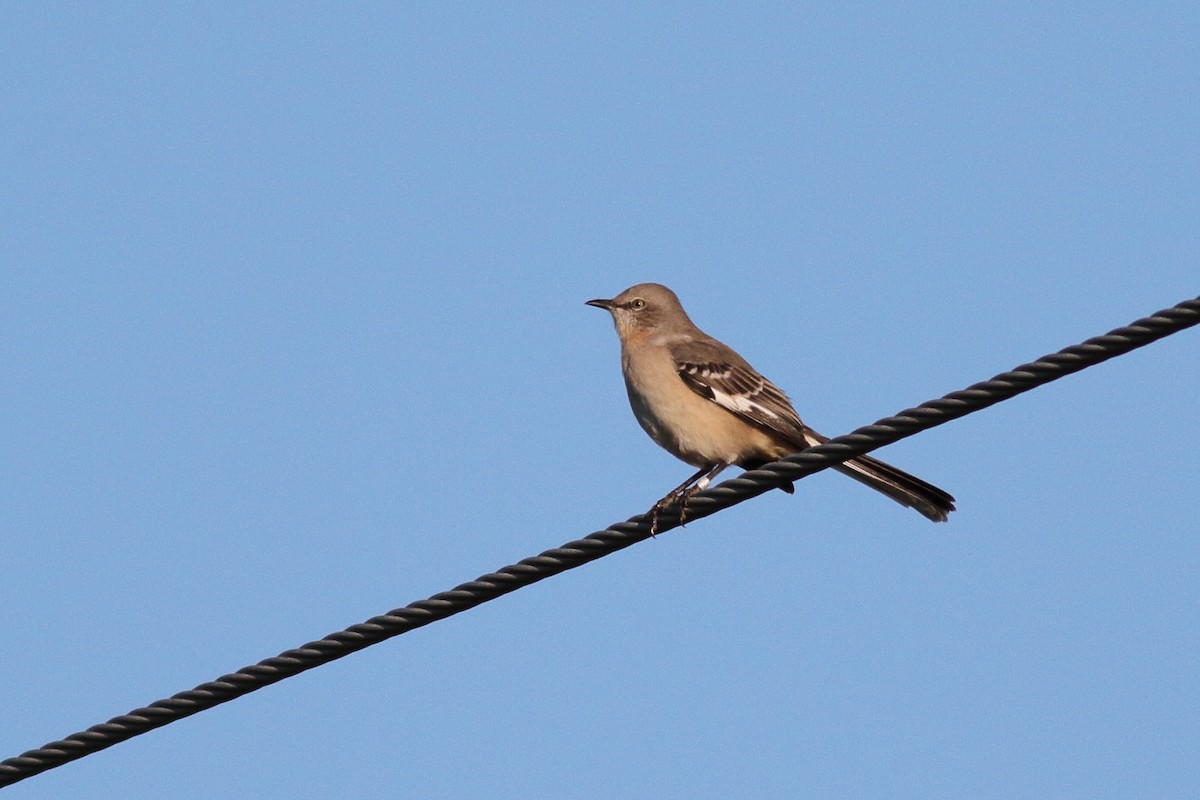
[1,294,1197,789]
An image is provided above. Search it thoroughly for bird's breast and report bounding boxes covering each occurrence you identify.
[620,345,785,467]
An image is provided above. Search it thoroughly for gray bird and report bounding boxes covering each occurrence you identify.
[587,283,955,526]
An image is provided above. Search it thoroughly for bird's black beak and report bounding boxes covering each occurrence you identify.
[585,298,614,310]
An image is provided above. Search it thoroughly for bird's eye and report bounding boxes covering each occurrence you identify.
[630,299,646,310]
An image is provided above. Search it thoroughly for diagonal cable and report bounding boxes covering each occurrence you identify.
[1,294,1197,789]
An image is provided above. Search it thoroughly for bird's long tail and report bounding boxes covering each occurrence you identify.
[801,430,956,522]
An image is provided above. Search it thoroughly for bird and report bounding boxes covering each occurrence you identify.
[586,282,955,529]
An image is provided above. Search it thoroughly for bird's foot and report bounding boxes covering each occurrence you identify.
[648,485,703,537]
[648,495,672,537]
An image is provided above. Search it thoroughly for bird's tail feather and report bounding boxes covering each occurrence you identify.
[801,431,955,522]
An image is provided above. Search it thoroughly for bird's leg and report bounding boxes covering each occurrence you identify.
[677,463,729,526]
[650,463,729,535]
[649,466,710,536]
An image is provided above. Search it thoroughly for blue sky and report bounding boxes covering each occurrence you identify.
[2,4,1198,798]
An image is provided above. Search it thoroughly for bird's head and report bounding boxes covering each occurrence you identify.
[586,283,692,337]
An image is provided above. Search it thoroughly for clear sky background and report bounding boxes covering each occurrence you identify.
[3,4,1198,798]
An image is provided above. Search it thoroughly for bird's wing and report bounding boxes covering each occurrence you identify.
[670,338,812,447]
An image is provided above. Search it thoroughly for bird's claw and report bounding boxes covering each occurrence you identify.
[648,486,702,537]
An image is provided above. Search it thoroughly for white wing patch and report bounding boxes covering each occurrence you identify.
[709,386,783,419]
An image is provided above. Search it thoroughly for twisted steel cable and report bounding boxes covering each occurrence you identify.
[1,294,1197,789]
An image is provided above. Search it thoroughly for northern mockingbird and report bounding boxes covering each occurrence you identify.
[587,283,955,527]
